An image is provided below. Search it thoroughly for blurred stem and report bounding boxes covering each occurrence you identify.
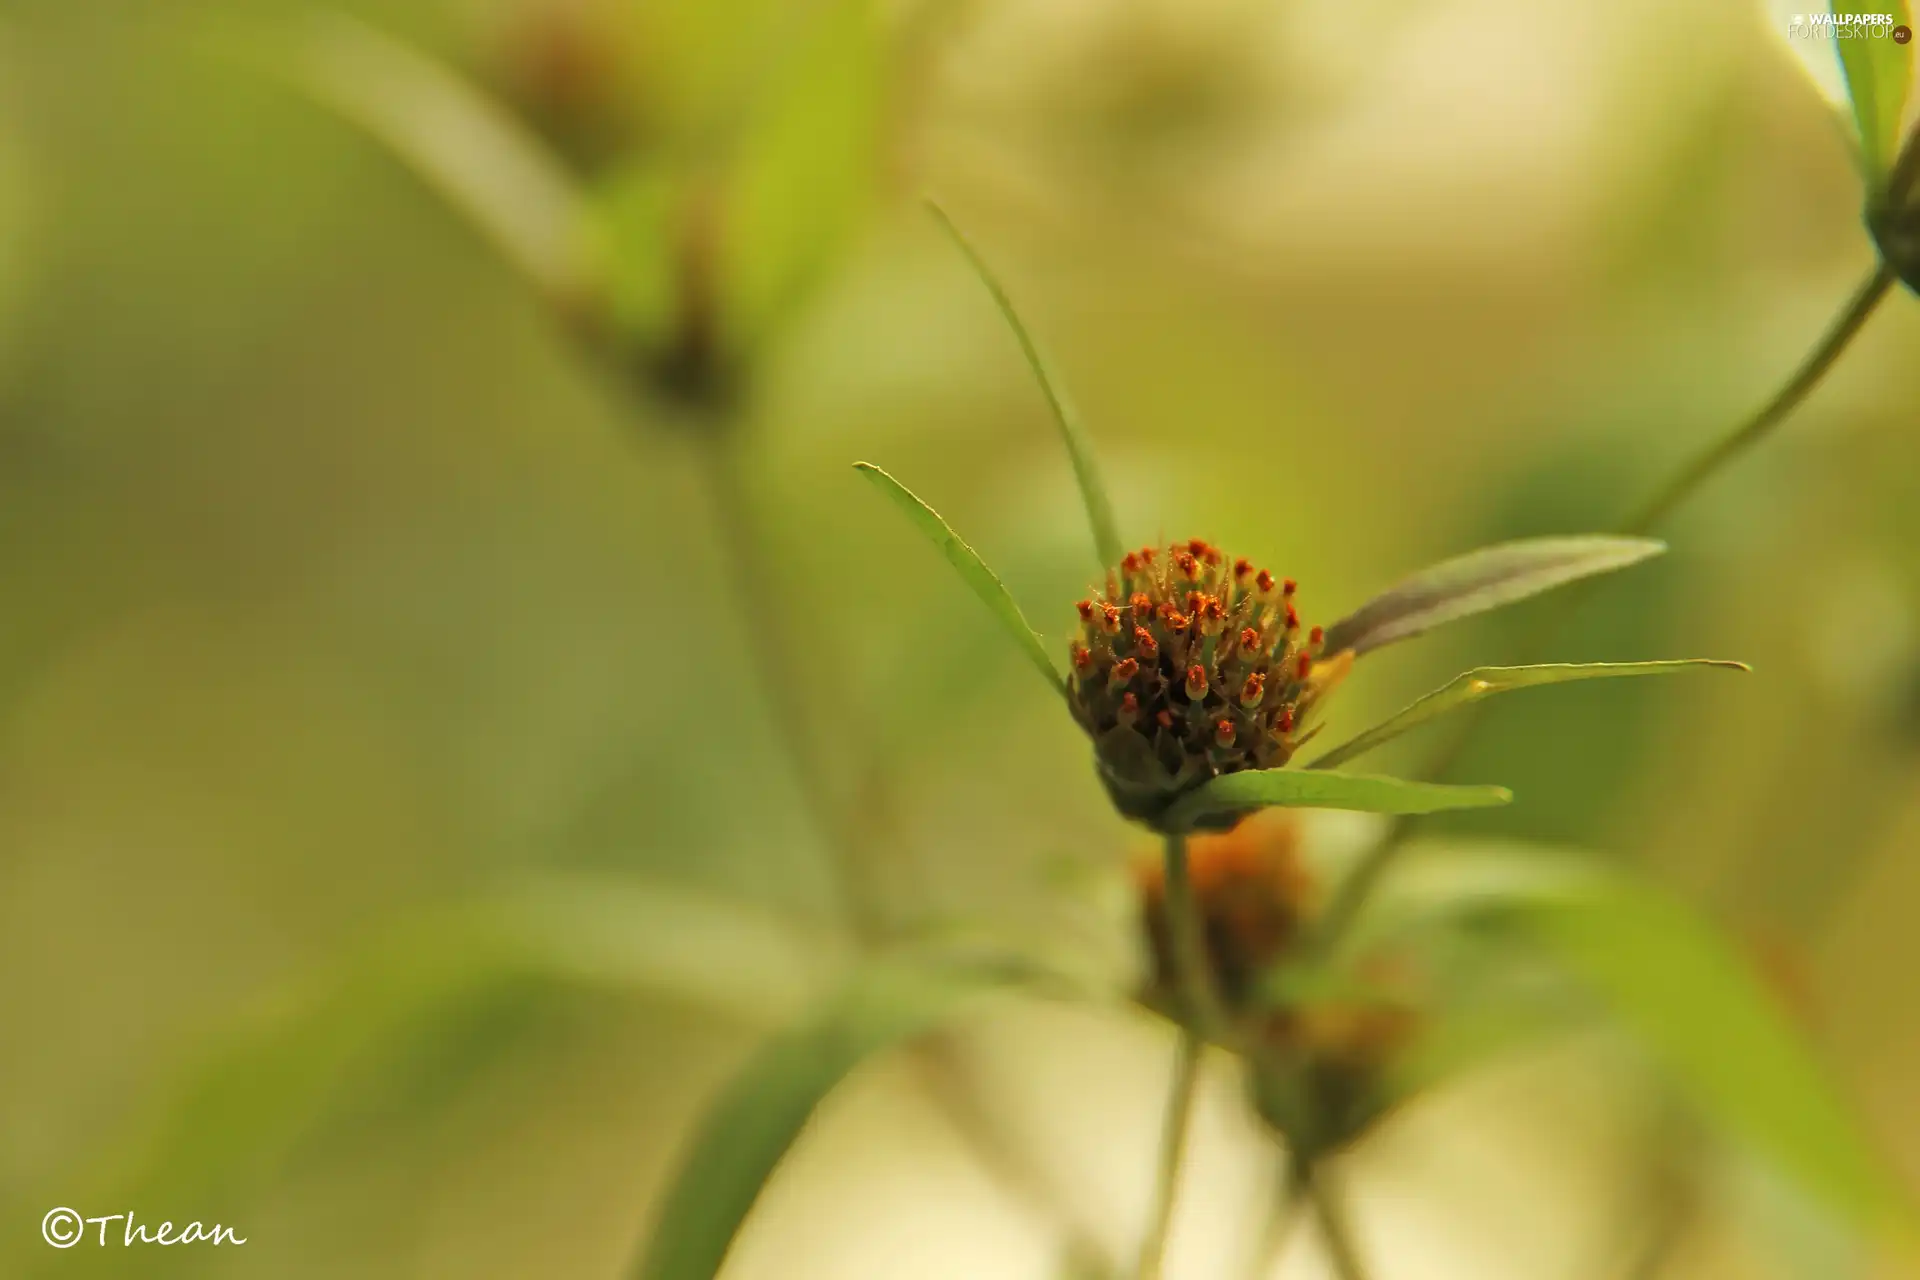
[1162,832,1228,1035]
[1240,1151,1307,1280]
[1312,253,1902,958]
[1134,1032,1201,1280]
[695,430,885,936]
[1305,1163,1369,1280]
[1134,832,1226,1280]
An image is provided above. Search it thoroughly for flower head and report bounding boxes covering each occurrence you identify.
[1068,541,1341,829]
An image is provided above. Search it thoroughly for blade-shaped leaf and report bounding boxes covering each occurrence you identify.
[1491,882,1911,1233]
[61,877,842,1238]
[1308,660,1750,771]
[1833,1,1914,188]
[1164,768,1511,830]
[925,201,1124,569]
[1320,536,1666,658]
[631,958,1034,1280]
[855,462,1063,690]
[287,11,602,308]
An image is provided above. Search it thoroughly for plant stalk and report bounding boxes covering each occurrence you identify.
[1133,831,1231,1280]
[696,430,887,936]
[1133,1032,1202,1280]
[1305,1164,1370,1280]
[1623,261,1896,536]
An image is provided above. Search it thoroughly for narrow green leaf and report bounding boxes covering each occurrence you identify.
[1164,768,1511,830]
[1308,660,1750,771]
[1832,1,1914,187]
[631,959,1031,1280]
[287,11,602,309]
[1494,882,1911,1233]
[1320,536,1666,657]
[855,461,1063,690]
[925,200,1124,569]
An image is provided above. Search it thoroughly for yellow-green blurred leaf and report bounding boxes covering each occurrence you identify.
[630,958,1033,1280]
[1833,2,1914,187]
[106,877,844,1211]
[1497,881,1911,1234]
[288,10,603,309]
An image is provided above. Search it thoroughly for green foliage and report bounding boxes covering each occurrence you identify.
[287,10,603,309]
[1487,877,1911,1233]
[1319,536,1666,657]
[926,200,1125,568]
[41,877,843,1255]
[854,462,1065,691]
[630,958,1038,1280]
[677,0,883,359]
[1163,768,1511,831]
[1308,660,1749,770]
[1832,1,1915,190]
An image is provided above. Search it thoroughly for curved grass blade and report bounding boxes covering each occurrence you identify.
[1307,660,1750,771]
[925,200,1124,569]
[287,11,602,310]
[1319,535,1666,658]
[855,462,1063,690]
[1832,1,1914,189]
[1164,768,1510,831]
[1490,879,1913,1235]
[631,959,1033,1280]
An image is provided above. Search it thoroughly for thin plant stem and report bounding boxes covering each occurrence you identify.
[695,430,886,936]
[1133,831,1230,1280]
[1623,261,1896,536]
[1305,1164,1370,1280]
[1240,1151,1308,1280]
[1162,831,1229,1034]
[1311,251,1903,957]
[1134,1033,1203,1280]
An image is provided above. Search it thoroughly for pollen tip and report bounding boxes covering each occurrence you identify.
[1309,625,1324,645]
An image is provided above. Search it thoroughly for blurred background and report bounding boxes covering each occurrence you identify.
[0,0,1917,1276]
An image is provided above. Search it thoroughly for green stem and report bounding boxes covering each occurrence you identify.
[1623,261,1896,535]
[1133,1033,1202,1280]
[695,430,886,937]
[1133,832,1229,1280]
[1162,831,1229,1034]
[1305,1164,1370,1280]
